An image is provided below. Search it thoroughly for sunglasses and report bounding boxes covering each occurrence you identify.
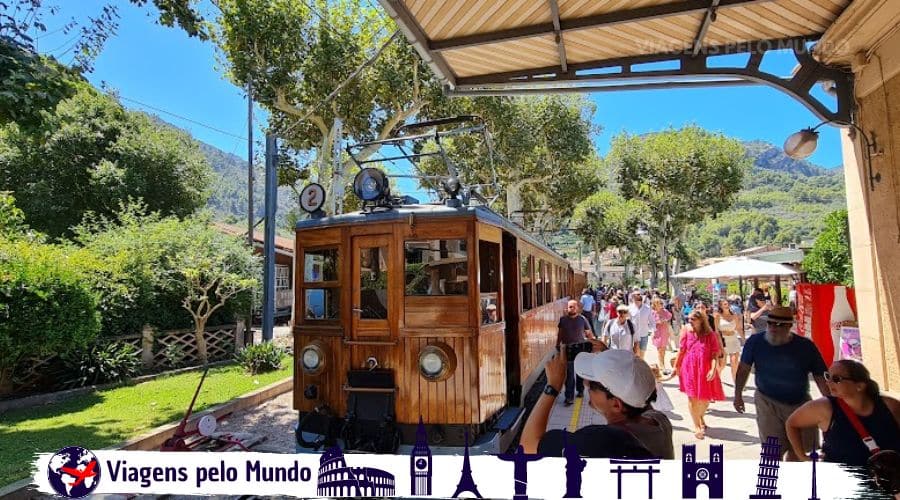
[767,320,792,327]
[824,372,855,383]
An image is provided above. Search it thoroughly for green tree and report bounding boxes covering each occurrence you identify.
[1,1,207,131]
[419,95,600,231]
[572,190,649,257]
[213,0,440,206]
[0,192,29,238]
[74,204,258,342]
[0,85,212,237]
[169,219,259,363]
[609,125,749,279]
[803,209,852,286]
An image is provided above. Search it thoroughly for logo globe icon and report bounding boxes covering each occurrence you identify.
[47,446,101,498]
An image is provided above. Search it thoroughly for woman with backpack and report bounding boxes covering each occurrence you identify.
[601,304,640,356]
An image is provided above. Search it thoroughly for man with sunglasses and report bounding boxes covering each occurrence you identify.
[733,306,830,461]
[519,348,674,460]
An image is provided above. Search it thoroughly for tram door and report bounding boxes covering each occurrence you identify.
[351,234,392,339]
[501,231,522,405]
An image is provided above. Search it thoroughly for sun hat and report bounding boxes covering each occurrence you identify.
[573,350,656,408]
[616,304,629,313]
[767,306,794,324]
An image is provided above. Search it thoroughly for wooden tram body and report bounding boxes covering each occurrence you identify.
[293,203,583,453]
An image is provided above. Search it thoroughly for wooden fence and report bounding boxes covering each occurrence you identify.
[5,322,245,398]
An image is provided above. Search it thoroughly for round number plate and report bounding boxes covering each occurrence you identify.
[300,183,326,213]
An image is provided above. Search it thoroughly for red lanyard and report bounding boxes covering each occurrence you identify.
[836,398,882,454]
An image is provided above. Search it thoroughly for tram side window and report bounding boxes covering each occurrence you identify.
[521,253,533,312]
[545,262,552,304]
[550,265,559,300]
[479,240,501,324]
[535,259,545,307]
[405,240,468,296]
[304,248,339,320]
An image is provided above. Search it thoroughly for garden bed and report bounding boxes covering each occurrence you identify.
[0,357,292,487]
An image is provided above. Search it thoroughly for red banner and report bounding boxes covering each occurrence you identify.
[795,283,857,365]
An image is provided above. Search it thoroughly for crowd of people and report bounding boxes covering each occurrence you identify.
[518,284,900,495]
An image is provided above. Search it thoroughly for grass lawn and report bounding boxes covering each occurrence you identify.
[0,359,292,487]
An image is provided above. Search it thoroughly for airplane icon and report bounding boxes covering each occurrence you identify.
[60,460,97,488]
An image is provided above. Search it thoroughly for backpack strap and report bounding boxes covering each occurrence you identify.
[836,398,881,454]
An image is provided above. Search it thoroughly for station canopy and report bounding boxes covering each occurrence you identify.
[379,0,854,122]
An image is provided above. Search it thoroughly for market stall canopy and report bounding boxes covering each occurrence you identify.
[378,0,855,122]
[674,256,798,279]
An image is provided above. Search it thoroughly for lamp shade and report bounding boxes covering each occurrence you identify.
[784,128,819,159]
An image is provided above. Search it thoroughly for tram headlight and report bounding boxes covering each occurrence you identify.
[418,343,456,381]
[353,168,389,202]
[300,343,326,375]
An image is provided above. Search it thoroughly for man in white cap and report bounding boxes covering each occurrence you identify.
[519,348,674,459]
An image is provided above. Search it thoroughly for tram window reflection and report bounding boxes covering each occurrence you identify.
[305,288,339,320]
[404,240,468,296]
[305,248,338,283]
[360,246,388,319]
[521,253,533,311]
[481,295,499,324]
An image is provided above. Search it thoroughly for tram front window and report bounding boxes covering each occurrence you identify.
[360,246,388,319]
[404,240,468,296]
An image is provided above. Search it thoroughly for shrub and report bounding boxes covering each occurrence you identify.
[73,204,258,338]
[160,343,186,369]
[0,238,100,390]
[235,343,284,375]
[61,342,142,388]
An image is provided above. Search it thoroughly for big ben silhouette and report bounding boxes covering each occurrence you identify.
[410,417,432,496]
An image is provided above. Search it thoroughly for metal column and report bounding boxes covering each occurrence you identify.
[262,134,277,342]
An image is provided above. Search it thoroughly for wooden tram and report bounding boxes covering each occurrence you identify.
[293,202,586,453]
[293,116,585,453]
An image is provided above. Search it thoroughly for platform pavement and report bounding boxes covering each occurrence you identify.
[545,350,765,460]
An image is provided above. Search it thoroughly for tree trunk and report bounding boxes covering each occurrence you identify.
[195,319,209,365]
[0,368,13,397]
[507,181,525,227]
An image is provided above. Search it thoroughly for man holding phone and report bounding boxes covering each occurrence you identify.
[558,299,597,406]
[747,289,771,336]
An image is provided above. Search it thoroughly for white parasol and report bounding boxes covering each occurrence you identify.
[674,257,798,279]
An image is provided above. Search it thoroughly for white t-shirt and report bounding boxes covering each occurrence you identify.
[629,303,655,339]
[604,319,637,350]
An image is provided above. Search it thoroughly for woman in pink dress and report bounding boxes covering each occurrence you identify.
[674,310,725,439]
[650,298,672,373]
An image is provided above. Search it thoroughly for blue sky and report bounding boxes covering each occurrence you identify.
[36,1,844,201]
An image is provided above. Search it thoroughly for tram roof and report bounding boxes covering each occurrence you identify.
[378,0,852,94]
[295,203,570,263]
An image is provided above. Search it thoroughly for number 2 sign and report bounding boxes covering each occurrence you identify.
[300,183,326,214]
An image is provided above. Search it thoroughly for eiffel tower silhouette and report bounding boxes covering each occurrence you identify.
[452,431,483,498]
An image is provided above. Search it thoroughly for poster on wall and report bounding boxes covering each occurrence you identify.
[795,283,857,365]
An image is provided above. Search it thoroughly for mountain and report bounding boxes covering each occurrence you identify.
[687,140,845,258]
[743,140,830,177]
[202,142,300,235]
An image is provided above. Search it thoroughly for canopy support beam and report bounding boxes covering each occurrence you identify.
[692,0,721,57]
[548,0,568,74]
[448,37,853,124]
